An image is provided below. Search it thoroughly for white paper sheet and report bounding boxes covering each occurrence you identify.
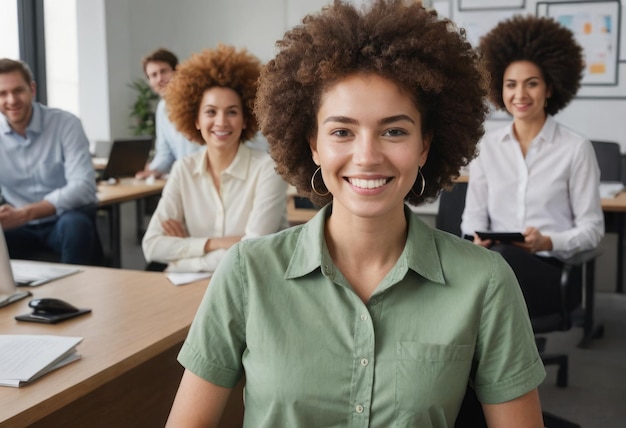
[166,272,212,286]
[600,182,625,199]
[0,335,83,387]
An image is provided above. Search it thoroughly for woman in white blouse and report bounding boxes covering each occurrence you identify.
[142,45,288,272]
[461,15,604,318]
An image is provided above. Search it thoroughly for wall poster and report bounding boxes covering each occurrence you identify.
[538,0,621,86]
[459,0,525,11]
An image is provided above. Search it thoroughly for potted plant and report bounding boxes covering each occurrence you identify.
[128,79,159,137]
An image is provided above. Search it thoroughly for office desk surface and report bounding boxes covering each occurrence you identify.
[601,192,626,212]
[97,178,166,206]
[0,264,208,427]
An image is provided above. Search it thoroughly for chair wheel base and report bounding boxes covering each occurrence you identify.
[577,323,604,349]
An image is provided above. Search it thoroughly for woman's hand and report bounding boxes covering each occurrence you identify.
[514,227,552,253]
[473,233,492,248]
[161,218,189,237]
[203,236,243,253]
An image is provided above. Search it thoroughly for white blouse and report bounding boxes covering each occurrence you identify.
[142,144,289,272]
[461,116,604,260]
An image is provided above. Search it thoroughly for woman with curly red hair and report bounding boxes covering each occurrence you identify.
[461,15,604,319]
[142,44,288,272]
[167,2,545,426]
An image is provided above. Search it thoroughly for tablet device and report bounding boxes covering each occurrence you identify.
[475,231,525,243]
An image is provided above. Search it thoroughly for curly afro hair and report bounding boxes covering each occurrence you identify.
[164,44,261,144]
[479,15,584,116]
[255,0,488,206]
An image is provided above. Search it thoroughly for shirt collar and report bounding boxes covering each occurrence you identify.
[500,115,557,145]
[0,111,8,134]
[284,204,445,285]
[193,143,251,179]
[403,206,446,284]
[539,115,557,143]
[284,204,330,279]
[0,101,41,135]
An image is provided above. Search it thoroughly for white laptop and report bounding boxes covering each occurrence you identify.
[0,224,31,308]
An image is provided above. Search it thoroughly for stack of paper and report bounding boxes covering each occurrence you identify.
[600,181,625,199]
[0,335,83,387]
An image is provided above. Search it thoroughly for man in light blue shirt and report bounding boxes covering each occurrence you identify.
[0,58,100,265]
[135,48,200,179]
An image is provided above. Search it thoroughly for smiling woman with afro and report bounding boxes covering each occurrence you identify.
[462,16,604,335]
[166,2,547,427]
[142,44,288,274]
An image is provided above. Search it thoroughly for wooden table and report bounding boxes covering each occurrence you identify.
[287,196,318,226]
[0,264,208,427]
[97,178,165,267]
[601,192,626,293]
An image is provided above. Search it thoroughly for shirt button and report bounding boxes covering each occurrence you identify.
[360,358,368,367]
[355,404,364,414]
[324,265,331,275]
[360,314,368,321]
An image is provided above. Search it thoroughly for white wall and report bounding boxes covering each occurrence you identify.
[77,0,111,142]
[75,0,626,149]
[447,0,626,149]
[44,0,79,116]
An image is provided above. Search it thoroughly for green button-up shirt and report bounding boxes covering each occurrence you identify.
[179,204,545,427]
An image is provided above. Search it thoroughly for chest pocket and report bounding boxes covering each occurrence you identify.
[395,342,473,427]
[37,160,65,185]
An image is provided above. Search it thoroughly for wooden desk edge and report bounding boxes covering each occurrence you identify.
[1,267,206,427]
[287,194,318,225]
[97,179,166,207]
[3,327,190,428]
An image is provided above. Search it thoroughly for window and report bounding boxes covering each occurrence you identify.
[1,0,78,113]
[44,0,79,115]
[0,0,20,59]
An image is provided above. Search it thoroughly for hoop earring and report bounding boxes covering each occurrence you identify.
[544,99,548,108]
[411,167,426,198]
[311,166,330,197]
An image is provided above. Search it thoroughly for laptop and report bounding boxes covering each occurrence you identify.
[0,224,32,308]
[98,137,153,180]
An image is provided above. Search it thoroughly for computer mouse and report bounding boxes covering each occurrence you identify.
[29,298,80,314]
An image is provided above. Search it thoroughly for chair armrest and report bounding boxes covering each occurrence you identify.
[557,248,601,330]
[562,248,602,267]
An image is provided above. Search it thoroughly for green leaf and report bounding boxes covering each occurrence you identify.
[128,78,159,137]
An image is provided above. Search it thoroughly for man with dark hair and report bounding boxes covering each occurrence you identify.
[141,48,179,79]
[135,48,200,179]
[0,58,100,265]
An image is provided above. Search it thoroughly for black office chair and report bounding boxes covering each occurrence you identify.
[531,247,602,386]
[591,140,624,293]
[591,140,621,182]
[435,182,468,237]
[145,261,167,272]
[435,183,601,387]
